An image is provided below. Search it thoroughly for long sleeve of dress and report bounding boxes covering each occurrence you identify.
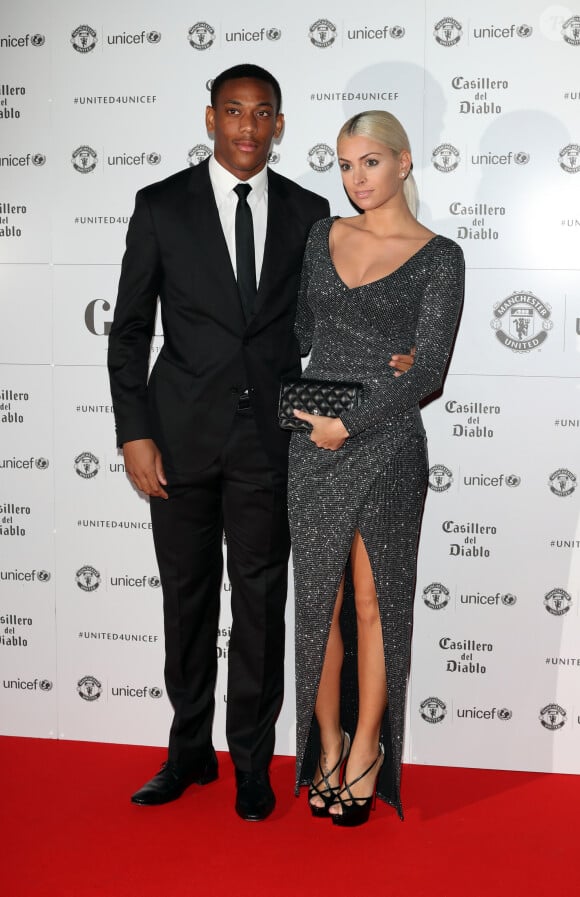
[340,242,464,437]
[294,226,317,356]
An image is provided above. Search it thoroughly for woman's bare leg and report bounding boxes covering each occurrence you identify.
[309,576,346,809]
[330,531,386,813]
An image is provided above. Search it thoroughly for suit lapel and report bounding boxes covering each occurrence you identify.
[253,169,289,319]
[186,160,246,330]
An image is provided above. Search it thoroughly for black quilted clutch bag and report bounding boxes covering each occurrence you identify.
[278,377,363,431]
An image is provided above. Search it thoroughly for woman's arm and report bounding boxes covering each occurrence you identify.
[340,243,465,437]
[294,224,319,355]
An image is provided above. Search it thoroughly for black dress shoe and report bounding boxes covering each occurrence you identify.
[131,753,218,805]
[234,769,275,821]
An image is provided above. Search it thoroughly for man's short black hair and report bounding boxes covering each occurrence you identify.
[210,64,282,113]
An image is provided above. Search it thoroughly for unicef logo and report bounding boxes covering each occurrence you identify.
[35,457,49,469]
[267,151,280,165]
[77,675,102,702]
[188,144,212,166]
[74,451,100,478]
[75,565,101,592]
[38,570,51,582]
[428,464,453,492]
[71,25,98,53]
[562,16,580,46]
[147,31,161,44]
[514,152,530,165]
[390,26,405,39]
[544,588,572,616]
[31,34,45,47]
[549,469,577,497]
[309,19,337,48]
[188,22,216,50]
[501,593,517,606]
[497,708,512,720]
[491,291,553,352]
[266,28,281,41]
[434,17,462,46]
[517,25,532,38]
[432,144,460,172]
[308,144,335,172]
[420,697,447,724]
[147,152,161,165]
[149,687,163,698]
[539,703,566,730]
[422,582,450,610]
[505,474,521,487]
[72,145,97,174]
[148,576,161,588]
[558,144,580,173]
[32,154,46,166]
[39,679,53,692]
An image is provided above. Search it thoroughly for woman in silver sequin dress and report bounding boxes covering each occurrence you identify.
[288,111,464,826]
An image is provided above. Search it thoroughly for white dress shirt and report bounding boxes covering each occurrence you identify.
[208,154,268,287]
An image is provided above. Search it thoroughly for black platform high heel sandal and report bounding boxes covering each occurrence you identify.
[330,743,385,827]
[308,731,351,818]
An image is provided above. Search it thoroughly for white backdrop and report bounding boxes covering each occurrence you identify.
[1,0,580,774]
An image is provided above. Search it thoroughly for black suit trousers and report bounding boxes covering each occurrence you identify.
[150,407,290,772]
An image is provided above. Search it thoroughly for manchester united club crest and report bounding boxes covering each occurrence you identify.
[308,144,335,172]
[187,144,212,166]
[428,464,453,492]
[75,565,101,592]
[432,144,460,173]
[544,588,572,615]
[71,25,98,53]
[77,675,102,701]
[562,16,580,46]
[491,291,553,352]
[187,22,215,50]
[422,582,450,610]
[434,18,462,46]
[548,469,577,497]
[74,451,100,478]
[558,144,580,173]
[539,703,566,730]
[72,146,97,174]
[420,697,447,723]
[309,19,337,48]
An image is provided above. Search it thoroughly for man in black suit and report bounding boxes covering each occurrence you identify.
[108,65,330,820]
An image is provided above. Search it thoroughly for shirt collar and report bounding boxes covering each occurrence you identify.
[208,154,268,203]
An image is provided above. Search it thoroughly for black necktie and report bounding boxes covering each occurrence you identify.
[234,183,257,322]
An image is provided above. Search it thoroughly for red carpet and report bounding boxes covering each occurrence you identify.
[2,736,574,897]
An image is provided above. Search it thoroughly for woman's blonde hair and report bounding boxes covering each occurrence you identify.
[337,110,418,217]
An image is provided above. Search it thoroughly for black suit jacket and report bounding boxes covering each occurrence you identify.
[108,159,329,479]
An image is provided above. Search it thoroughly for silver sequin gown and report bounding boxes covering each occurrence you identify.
[289,217,464,817]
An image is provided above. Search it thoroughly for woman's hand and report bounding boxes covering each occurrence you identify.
[293,411,349,451]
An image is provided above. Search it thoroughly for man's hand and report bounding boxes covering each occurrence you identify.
[292,411,349,451]
[389,346,416,378]
[122,438,168,499]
